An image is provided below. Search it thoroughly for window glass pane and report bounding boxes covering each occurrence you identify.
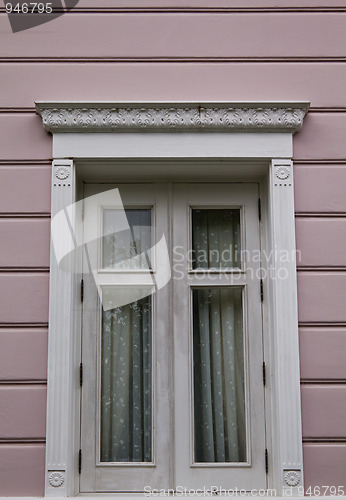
[192,209,241,269]
[100,295,152,463]
[103,209,151,269]
[193,287,246,463]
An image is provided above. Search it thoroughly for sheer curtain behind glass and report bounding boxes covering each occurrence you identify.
[101,296,152,462]
[193,288,246,463]
[192,209,241,269]
[192,209,246,463]
[103,209,151,269]
[100,208,152,462]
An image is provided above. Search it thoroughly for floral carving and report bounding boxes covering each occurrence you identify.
[48,471,65,487]
[284,470,300,487]
[275,166,290,180]
[55,166,70,180]
[38,104,308,133]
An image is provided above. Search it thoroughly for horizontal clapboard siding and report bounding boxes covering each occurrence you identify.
[0,444,45,496]
[11,0,346,9]
[299,328,346,381]
[303,444,346,489]
[301,385,346,438]
[297,272,346,324]
[294,112,346,160]
[0,114,51,160]
[0,166,51,214]
[0,386,46,439]
[0,2,345,495]
[0,329,48,381]
[0,14,345,60]
[294,165,346,214]
[0,218,50,269]
[2,112,346,161]
[0,273,49,325]
[1,64,346,109]
[295,218,346,268]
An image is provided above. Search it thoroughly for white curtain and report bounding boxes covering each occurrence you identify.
[192,208,246,463]
[100,208,245,463]
[192,209,241,269]
[100,296,152,462]
[101,209,152,462]
[193,287,246,463]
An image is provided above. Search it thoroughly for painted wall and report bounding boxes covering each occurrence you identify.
[0,0,346,495]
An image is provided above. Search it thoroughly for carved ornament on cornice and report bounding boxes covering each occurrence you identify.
[35,102,309,134]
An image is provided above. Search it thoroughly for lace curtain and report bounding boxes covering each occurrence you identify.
[193,287,246,463]
[100,297,152,462]
[100,207,246,464]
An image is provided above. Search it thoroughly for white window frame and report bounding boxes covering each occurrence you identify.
[172,183,266,491]
[35,101,309,498]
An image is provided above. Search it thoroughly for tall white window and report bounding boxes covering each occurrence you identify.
[36,101,307,497]
[80,183,266,492]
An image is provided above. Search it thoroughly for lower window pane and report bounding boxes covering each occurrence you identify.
[100,296,152,462]
[193,287,246,463]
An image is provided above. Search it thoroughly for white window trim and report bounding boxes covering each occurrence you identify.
[35,101,309,498]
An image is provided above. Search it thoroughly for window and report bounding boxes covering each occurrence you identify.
[80,182,266,492]
[36,101,308,497]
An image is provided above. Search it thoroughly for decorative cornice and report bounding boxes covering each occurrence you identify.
[35,102,309,134]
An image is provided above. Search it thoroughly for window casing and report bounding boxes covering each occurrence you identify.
[36,101,308,498]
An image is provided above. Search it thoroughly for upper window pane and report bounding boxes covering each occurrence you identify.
[191,209,241,270]
[103,209,151,269]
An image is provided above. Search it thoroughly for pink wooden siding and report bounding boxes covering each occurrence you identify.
[296,218,346,267]
[0,115,51,160]
[299,328,346,380]
[0,166,51,214]
[0,329,48,381]
[1,64,346,108]
[0,444,45,496]
[0,386,46,439]
[0,219,50,269]
[1,0,346,495]
[301,385,346,439]
[0,274,49,324]
[1,14,346,59]
[294,165,346,214]
[303,444,346,490]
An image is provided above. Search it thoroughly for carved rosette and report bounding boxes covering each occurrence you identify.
[284,470,301,487]
[275,166,291,181]
[37,104,308,133]
[48,471,65,487]
[55,166,70,181]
